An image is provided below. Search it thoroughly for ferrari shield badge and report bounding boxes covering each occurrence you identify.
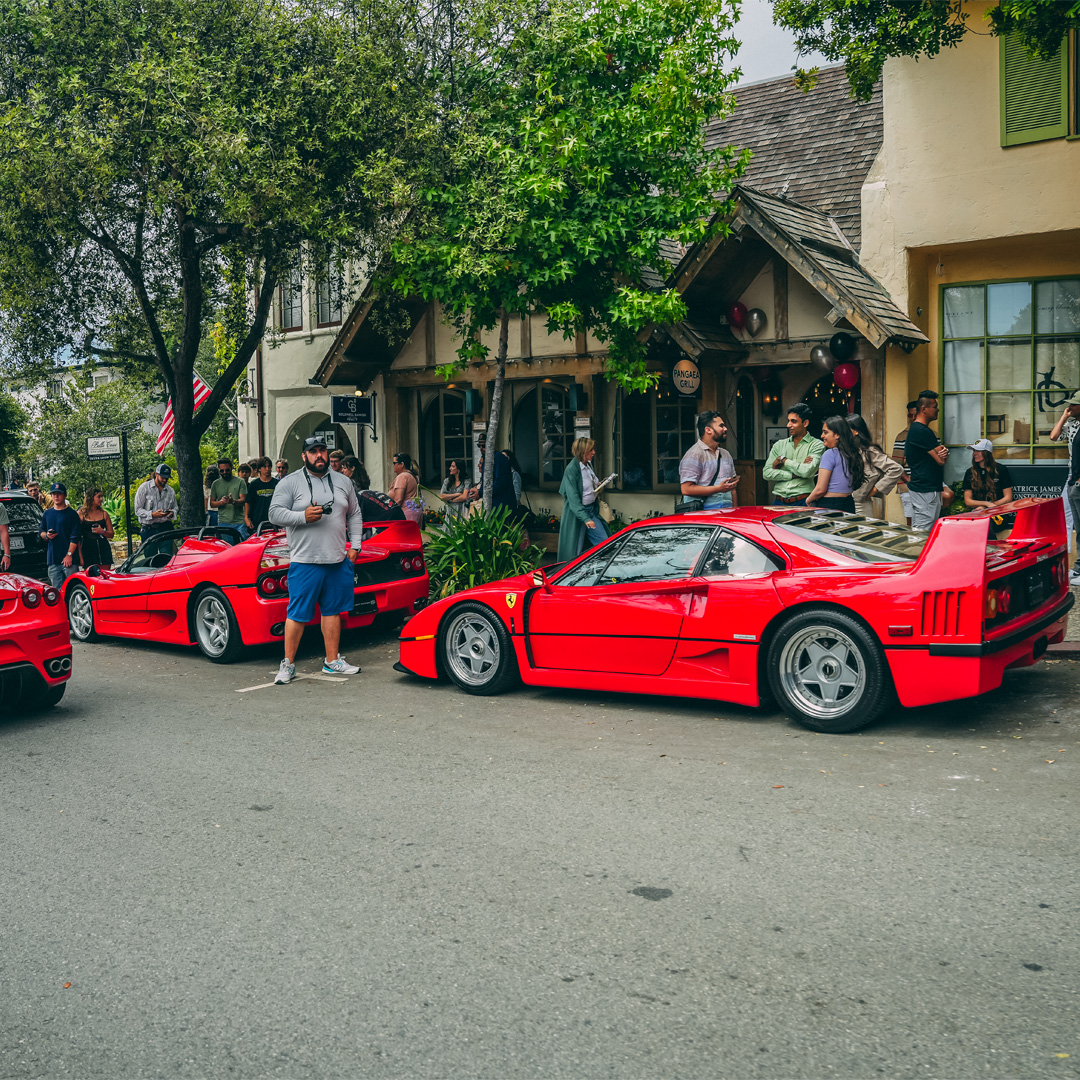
[89,584,95,595]
[505,593,517,610]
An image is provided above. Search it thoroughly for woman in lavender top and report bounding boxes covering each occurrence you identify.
[805,415,865,514]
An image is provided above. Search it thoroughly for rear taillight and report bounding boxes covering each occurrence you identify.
[21,586,41,608]
[984,589,998,621]
[42,586,60,606]
[400,555,426,574]
[1051,555,1067,589]
[257,572,289,598]
[412,556,424,572]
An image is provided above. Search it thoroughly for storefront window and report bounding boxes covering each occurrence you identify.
[510,382,573,489]
[419,390,469,486]
[615,383,698,491]
[941,277,1079,474]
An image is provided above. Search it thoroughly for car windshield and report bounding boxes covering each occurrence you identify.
[1,499,43,529]
[773,511,929,564]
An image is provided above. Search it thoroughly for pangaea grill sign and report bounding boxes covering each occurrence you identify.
[672,358,701,397]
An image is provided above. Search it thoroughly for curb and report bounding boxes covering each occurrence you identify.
[1047,641,1080,658]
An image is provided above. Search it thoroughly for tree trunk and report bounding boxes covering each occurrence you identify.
[482,308,510,511]
[173,418,205,528]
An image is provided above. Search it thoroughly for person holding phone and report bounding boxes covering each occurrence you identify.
[134,463,179,539]
[39,483,81,587]
[209,457,248,538]
[679,410,739,509]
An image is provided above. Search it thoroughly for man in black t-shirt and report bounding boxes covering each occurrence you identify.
[244,457,278,533]
[905,390,950,530]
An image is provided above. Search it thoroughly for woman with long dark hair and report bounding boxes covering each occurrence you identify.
[439,459,471,525]
[805,415,865,513]
[78,487,114,567]
[963,439,1013,537]
[847,413,904,518]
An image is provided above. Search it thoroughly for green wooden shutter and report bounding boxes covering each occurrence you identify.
[1000,34,1068,147]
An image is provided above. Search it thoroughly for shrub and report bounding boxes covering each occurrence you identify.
[426,505,545,598]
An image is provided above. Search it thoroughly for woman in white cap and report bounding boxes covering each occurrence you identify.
[962,439,1013,537]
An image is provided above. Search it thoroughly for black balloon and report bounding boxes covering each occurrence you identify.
[829,332,856,360]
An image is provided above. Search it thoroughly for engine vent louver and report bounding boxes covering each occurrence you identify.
[921,590,966,637]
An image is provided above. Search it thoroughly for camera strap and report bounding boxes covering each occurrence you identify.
[302,467,334,507]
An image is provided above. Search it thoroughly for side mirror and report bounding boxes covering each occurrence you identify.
[531,568,553,594]
[86,564,102,578]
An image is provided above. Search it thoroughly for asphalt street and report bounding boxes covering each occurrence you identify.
[2,624,1078,1080]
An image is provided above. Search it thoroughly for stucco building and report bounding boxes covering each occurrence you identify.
[862,2,1080,496]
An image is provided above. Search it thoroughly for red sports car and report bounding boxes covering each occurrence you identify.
[396,500,1073,733]
[64,521,428,663]
[1,572,72,709]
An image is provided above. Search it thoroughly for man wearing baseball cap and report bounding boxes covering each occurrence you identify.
[268,434,364,684]
[134,463,179,540]
[39,483,81,587]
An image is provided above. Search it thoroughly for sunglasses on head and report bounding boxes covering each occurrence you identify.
[303,438,328,451]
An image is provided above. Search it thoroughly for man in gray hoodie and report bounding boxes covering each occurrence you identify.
[268,435,364,684]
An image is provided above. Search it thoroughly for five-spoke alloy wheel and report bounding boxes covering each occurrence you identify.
[767,609,890,733]
[192,586,244,663]
[67,584,97,642]
[440,602,517,695]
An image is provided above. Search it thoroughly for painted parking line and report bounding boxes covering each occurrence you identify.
[236,673,349,693]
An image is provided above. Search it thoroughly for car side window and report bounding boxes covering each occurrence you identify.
[555,538,626,588]
[699,530,783,577]
[595,526,716,586]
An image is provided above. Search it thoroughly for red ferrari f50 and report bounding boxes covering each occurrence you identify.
[396,500,1073,733]
[65,521,429,663]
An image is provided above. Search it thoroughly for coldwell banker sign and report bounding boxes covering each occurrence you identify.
[671,357,701,397]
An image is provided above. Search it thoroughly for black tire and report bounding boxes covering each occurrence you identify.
[191,586,245,664]
[439,601,518,696]
[66,583,98,642]
[766,608,891,734]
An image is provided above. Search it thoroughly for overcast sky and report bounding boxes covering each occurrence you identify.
[732,0,829,86]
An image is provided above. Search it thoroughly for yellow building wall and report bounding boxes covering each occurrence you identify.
[861,2,1080,475]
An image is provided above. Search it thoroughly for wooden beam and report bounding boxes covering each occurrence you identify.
[772,258,788,341]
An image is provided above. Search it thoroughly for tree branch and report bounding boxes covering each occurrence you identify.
[194,253,279,439]
[80,337,156,365]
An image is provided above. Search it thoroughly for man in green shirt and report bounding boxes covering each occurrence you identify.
[209,457,248,537]
[763,402,825,506]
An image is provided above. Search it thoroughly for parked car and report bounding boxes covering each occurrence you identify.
[1,571,72,709]
[395,500,1072,734]
[64,521,429,663]
[0,490,47,580]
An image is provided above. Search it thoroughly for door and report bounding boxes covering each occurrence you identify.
[90,535,178,629]
[526,525,716,675]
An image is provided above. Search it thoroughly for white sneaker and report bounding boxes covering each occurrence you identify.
[1070,571,1080,586]
[323,656,360,675]
[274,658,296,685]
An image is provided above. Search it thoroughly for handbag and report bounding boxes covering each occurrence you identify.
[597,498,614,524]
[673,454,724,514]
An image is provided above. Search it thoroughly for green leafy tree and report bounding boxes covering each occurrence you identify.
[390,0,749,507]
[0,0,441,524]
[21,379,164,508]
[773,0,1080,101]
[0,390,25,470]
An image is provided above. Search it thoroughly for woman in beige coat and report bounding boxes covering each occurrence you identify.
[847,413,905,519]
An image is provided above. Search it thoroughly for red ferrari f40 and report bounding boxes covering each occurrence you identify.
[396,500,1073,733]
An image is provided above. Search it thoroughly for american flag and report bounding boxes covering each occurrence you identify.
[155,372,213,455]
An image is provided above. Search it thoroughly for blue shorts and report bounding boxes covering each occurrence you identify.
[286,561,355,623]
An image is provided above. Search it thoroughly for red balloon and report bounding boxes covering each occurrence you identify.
[728,301,747,330]
[833,362,860,390]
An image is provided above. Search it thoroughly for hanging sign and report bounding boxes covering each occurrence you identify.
[331,396,373,426]
[86,436,122,461]
[671,357,701,397]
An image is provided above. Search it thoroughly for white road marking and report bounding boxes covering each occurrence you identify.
[236,673,349,693]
